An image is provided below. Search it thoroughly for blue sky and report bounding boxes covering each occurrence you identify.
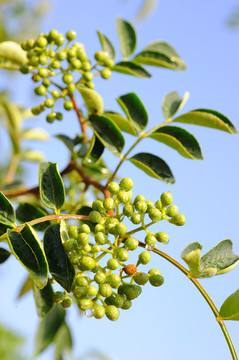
[1,1,239,359]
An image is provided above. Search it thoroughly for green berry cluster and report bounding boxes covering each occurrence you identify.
[55,178,185,321]
[20,30,115,123]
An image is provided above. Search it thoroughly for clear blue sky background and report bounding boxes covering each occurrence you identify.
[1,1,239,359]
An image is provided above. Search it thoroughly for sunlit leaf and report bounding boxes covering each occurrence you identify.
[89,114,125,155]
[83,135,104,166]
[112,61,151,78]
[16,202,50,232]
[54,322,73,360]
[181,242,202,277]
[21,150,44,162]
[219,289,239,321]
[78,87,104,115]
[173,109,238,134]
[0,191,15,227]
[104,112,138,136]
[7,224,48,289]
[33,281,54,318]
[43,224,75,292]
[97,31,116,59]
[0,41,27,66]
[162,91,190,119]
[39,162,65,212]
[17,276,33,299]
[116,17,137,58]
[149,126,203,159]
[129,152,175,184]
[21,128,49,141]
[117,93,148,132]
[133,50,186,71]
[0,247,11,264]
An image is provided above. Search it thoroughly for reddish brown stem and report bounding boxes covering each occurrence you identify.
[70,94,88,141]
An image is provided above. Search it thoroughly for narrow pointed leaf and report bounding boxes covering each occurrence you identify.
[162,91,190,119]
[0,192,15,227]
[35,304,66,355]
[149,126,203,160]
[21,150,44,162]
[39,162,65,211]
[21,128,49,141]
[55,134,76,153]
[117,93,148,132]
[181,242,202,277]
[83,135,104,166]
[129,152,175,184]
[97,31,116,59]
[33,281,54,318]
[0,247,11,264]
[144,41,180,57]
[219,289,239,320]
[0,41,27,66]
[78,87,104,115]
[89,114,124,155]
[173,109,238,134]
[112,61,151,78]
[200,239,239,275]
[7,224,48,289]
[104,112,138,136]
[16,202,50,232]
[133,50,186,71]
[54,322,73,360]
[116,17,137,58]
[17,276,33,299]
[43,224,75,292]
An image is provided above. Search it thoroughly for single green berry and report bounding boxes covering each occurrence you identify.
[78,298,93,310]
[120,177,134,191]
[94,223,105,233]
[81,61,91,71]
[120,284,142,300]
[74,275,89,287]
[55,112,63,120]
[148,268,162,276]
[36,36,48,48]
[94,272,107,285]
[51,60,61,69]
[56,50,67,61]
[52,90,60,98]
[85,81,95,89]
[108,181,120,194]
[39,54,48,65]
[94,51,109,62]
[32,74,41,82]
[20,64,30,74]
[61,296,72,308]
[53,291,65,304]
[105,305,119,321]
[133,272,149,285]
[144,234,157,247]
[77,232,90,246]
[44,98,54,108]
[89,211,102,223]
[64,100,74,111]
[99,283,112,298]
[69,252,81,265]
[135,200,147,214]
[161,192,173,207]
[34,85,47,96]
[138,251,151,265]
[70,58,82,69]
[123,204,134,217]
[79,256,96,270]
[67,48,77,58]
[130,213,141,225]
[46,112,55,123]
[64,238,78,251]
[66,30,77,41]
[155,232,169,244]
[87,285,98,297]
[134,195,145,204]
[92,200,105,213]
[107,258,119,270]
[170,214,186,226]
[91,244,100,253]
[80,224,90,234]
[26,39,35,49]
[124,237,139,251]
[117,190,128,204]
[38,68,48,78]
[148,208,162,223]
[166,205,179,217]
[126,190,133,202]
[107,273,121,288]
[103,58,115,68]
[103,198,115,211]
[105,294,124,308]
[49,29,59,40]
[114,223,127,236]
[149,274,164,287]
[73,285,88,298]
[100,68,111,79]
[155,200,162,210]
[95,232,108,245]
[115,248,129,261]
[93,303,105,319]
[42,78,51,88]
[121,298,132,310]
[62,73,73,84]
[146,200,155,212]
[55,34,65,47]
[83,71,93,81]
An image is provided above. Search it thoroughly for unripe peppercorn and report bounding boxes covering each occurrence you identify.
[36,36,48,48]
[145,234,157,247]
[94,272,107,285]
[123,203,134,217]
[94,224,105,233]
[34,85,47,96]
[92,200,105,213]
[87,285,98,297]
[56,50,67,61]
[73,286,88,298]
[155,232,169,244]
[166,205,179,217]
[108,181,120,194]
[62,74,73,84]
[135,200,147,214]
[103,58,115,68]
[133,272,149,285]
[126,190,133,202]
[49,29,59,40]
[94,51,109,62]
[55,112,63,120]
[146,200,155,212]
[66,30,77,41]
[52,90,60,98]
[99,283,112,298]
[117,190,128,204]
[79,256,96,270]
[134,195,145,204]
[54,291,65,304]
[155,200,162,210]
[93,304,105,319]
[101,68,111,79]
[120,177,134,191]
[107,273,121,288]
[55,34,65,47]
[38,68,48,78]
[78,298,93,310]
[149,274,164,287]
[115,248,129,261]
[67,84,76,94]
[124,237,139,251]
[83,71,94,81]
[74,275,89,287]
[103,198,115,210]
[105,294,124,308]
[42,79,51,88]
[161,192,173,207]
[120,284,142,300]
[107,258,119,270]
[51,60,61,69]
[121,298,132,310]
[95,232,108,245]
[89,211,102,223]
[44,98,54,108]
[78,232,90,246]
[170,214,186,226]
[114,223,127,236]
[123,264,137,275]
[46,112,55,123]
[80,224,91,234]
[64,100,74,111]
[148,208,162,222]
[148,268,162,276]
[64,238,77,251]
[130,213,141,225]
[105,305,119,321]
[138,251,151,265]
[61,296,72,308]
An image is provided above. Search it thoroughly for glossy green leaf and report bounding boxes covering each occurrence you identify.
[149,126,203,160]
[35,304,66,355]
[89,114,125,155]
[16,202,50,232]
[112,61,151,78]
[116,17,137,58]
[21,128,49,141]
[39,162,65,212]
[43,224,75,292]
[173,109,238,134]
[21,150,44,162]
[97,31,116,59]
[0,191,15,227]
[181,240,239,278]
[0,247,11,264]
[0,41,27,66]
[162,91,190,119]
[104,112,138,136]
[219,289,239,321]
[144,41,180,57]
[117,93,148,132]
[55,134,82,154]
[129,152,175,184]
[83,135,104,166]
[7,224,48,289]
[33,281,54,318]
[181,242,202,277]
[54,322,73,360]
[17,276,33,299]
[133,50,186,71]
[78,142,90,158]
[78,87,104,115]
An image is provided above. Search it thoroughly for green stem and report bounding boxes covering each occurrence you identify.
[146,244,238,360]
